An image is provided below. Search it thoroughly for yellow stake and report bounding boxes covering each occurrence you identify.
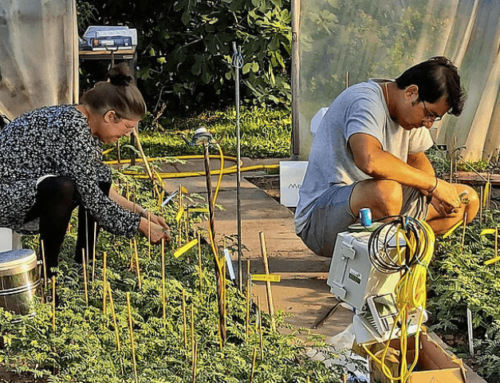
[82,249,88,306]
[258,296,264,360]
[191,304,195,349]
[259,232,275,331]
[461,212,468,251]
[148,212,151,259]
[52,277,56,333]
[249,347,257,383]
[191,340,198,383]
[41,239,48,290]
[92,222,97,283]
[182,290,188,348]
[126,293,138,383]
[103,252,108,316]
[197,231,203,296]
[246,260,251,342]
[161,238,166,322]
[133,238,142,289]
[108,284,121,351]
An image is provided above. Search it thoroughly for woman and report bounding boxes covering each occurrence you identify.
[0,63,171,275]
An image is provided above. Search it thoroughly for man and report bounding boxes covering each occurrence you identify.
[295,57,479,257]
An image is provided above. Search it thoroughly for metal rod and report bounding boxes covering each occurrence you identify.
[232,41,243,292]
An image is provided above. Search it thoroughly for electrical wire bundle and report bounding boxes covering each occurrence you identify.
[363,216,435,383]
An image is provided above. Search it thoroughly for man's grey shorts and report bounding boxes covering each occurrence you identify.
[297,183,429,257]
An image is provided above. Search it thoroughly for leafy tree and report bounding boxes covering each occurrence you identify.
[78,0,291,115]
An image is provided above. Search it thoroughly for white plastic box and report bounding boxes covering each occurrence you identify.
[279,161,308,207]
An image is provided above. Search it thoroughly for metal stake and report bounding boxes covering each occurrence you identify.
[232,42,244,291]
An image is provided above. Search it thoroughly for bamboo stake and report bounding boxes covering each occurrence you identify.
[103,252,108,316]
[496,228,498,258]
[133,238,142,289]
[191,304,195,349]
[185,209,189,244]
[259,232,275,331]
[343,374,347,383]
[126,293,138,383]
[161,238,166,322]
[82,249,88,306]
[52,277,56,333]
[92,222,97,283]
[191,340,198,383]
[461,212,468,251]
[148,212,151,259]
[257,296,263,360]
[133,186,137,216]
[85,211,90,267]
[480,186,484,224]
[246,260,251,342]
[197,231,203,296]
[41,239,48,291]
[131,128,157,190]
[182,289,188,348]
[108,284,121,351]
[249,347,257,383]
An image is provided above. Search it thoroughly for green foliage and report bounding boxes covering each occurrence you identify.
[428,209,500,382]
[0,169,353,382]
[107,107,291,159]
[78,0,291,113]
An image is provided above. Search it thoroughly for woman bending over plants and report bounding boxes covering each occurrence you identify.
[0,63,171,275]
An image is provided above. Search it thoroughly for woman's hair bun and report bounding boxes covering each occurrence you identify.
[105,62,135,86]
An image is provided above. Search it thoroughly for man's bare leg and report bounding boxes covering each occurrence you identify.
[350,180,479,235]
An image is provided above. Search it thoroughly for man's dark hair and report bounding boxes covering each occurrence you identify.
[395,56,466,116]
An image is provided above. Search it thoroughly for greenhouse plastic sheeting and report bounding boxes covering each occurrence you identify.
[298,0,500,161]
[0,0,78,120]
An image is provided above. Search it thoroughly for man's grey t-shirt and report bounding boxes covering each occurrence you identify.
[295,79,434,234]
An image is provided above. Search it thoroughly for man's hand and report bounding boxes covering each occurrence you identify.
[431,178,461,211]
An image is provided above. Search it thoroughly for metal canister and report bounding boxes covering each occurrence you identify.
[0,249,40,315]
[359,208,372,227]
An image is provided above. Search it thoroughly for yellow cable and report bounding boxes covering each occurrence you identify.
[104,155,279,179]
[363,220,435,383]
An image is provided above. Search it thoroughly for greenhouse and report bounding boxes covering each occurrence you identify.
[0,1,498,383]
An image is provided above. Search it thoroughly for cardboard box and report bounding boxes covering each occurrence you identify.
[363,332,466,383]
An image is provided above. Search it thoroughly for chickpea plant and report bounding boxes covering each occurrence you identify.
[0,171,352,383]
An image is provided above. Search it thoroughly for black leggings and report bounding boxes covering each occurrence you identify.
[23,177,111,273]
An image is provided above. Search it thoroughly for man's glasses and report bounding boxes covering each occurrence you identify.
[422,101,443,122]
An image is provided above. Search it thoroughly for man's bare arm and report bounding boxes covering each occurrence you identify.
[349,133,459,208]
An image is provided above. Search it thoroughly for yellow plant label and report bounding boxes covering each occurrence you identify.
[483,182,490,207]
[442,220,464,239]
[175,206,185,223]
[157,191,164,207]
[102,147,114,156]
[174,239,198,258]
[485,256,500,266]
[481,228,497,236]
[251,274,281,282]
[180,185,188,194]
[189,208,209,213]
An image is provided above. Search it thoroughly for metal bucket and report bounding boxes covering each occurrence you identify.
[0,249,40,315]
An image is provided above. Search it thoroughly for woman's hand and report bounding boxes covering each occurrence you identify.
[139,218,171,244]
[142,210,169,230]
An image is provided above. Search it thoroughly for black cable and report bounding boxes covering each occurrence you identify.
[368,215,429,274]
